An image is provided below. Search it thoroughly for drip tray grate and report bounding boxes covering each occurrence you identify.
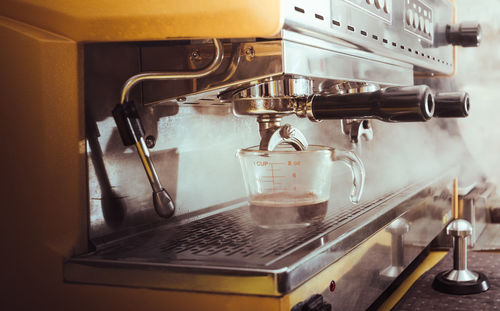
[66,178,446,295]
[88,189,414,268]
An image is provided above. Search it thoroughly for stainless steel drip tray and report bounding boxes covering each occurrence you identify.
[65,179,446,296]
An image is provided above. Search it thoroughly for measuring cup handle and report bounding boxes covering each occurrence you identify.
[332,150,365,204]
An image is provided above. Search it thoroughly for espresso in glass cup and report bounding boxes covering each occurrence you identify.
[237,145,365,228]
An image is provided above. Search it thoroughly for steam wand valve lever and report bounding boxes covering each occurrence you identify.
[112,38,223,218]
[112,101,175,218]
[432,219,490,294]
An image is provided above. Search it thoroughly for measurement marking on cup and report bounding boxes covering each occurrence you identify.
[270,162,285,191]
[255,161,290,191]
[254,161,285,167]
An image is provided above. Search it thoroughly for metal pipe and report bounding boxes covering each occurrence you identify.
[393,233,404,267]
[453,234,467,271]
[115,38,224,218]
[135,137,162,193]
[120,38,224,104]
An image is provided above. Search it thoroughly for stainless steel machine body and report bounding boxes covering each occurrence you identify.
[65,0,483,310]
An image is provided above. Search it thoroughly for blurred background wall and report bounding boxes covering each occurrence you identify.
[454,0,500,184]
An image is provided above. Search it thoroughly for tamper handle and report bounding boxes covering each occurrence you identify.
[447,219,473,272]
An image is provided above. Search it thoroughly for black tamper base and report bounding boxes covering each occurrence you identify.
[432,271,490,295]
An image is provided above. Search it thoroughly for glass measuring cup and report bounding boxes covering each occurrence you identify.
[237,145,365,228]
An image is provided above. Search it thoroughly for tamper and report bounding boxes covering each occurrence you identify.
[432,219,489,294]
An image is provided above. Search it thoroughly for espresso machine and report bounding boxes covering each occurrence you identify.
[0,0,483,310]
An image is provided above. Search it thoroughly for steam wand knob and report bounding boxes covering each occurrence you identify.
[434,92,470,118]
[432,219,489,294]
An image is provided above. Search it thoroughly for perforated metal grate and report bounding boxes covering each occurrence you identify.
[91,187,416,268]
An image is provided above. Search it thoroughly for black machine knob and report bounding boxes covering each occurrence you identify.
[308,85,435,122]
[434,92,470,118]
[446,22,482,47]
[291,294,332,311]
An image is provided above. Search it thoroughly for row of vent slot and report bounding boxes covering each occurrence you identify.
[293,6,452,67]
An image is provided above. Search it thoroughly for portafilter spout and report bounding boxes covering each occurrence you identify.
[257,116,308,151]
[231,77,312,151]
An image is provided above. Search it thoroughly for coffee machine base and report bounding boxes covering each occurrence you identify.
[65,176,452,311]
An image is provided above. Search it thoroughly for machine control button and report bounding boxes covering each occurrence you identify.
[406,9,414,26]
[425,19,432,34]
[404,0,433,41]
[419,16,425,31]
[383,0,390,13]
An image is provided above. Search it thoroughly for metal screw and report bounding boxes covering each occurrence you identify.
[280,124,294,139]
[145,135,156,148]
[177,96,186,102]
[244,47,255,61]
[190,49,202,62]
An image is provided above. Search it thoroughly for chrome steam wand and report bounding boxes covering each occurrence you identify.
[112,38,224,218]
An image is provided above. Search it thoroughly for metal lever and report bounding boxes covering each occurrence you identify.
[112,101,176,218]
[113,38,224,218]
[380,218,410,278]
